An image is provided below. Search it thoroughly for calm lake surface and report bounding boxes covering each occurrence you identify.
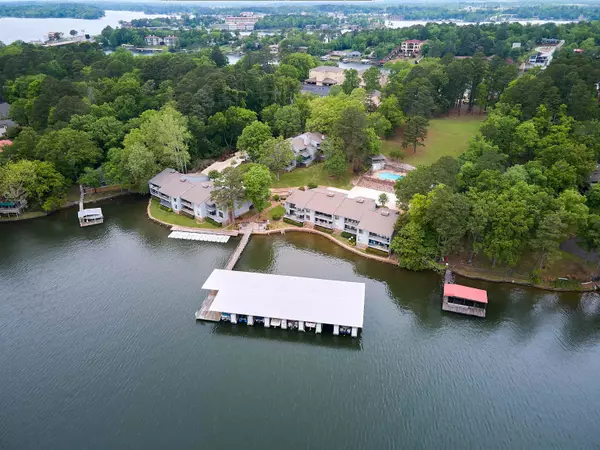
[1,196,600,449]
[0,11,168,44]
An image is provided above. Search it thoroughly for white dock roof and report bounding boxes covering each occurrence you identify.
[203,269,365,328]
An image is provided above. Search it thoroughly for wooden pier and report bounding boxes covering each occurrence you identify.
[195,230,252,321]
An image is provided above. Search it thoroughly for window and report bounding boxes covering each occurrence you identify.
[218,211,224,218]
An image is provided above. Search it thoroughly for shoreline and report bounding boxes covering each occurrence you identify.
[0,191,130,224]
[145,197,595,293]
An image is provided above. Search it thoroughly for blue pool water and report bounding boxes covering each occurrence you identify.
[377,171,404,181]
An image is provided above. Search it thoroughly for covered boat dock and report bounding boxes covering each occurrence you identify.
[198,269,365,337]
[442,283,488,318]
[78,208,103,227]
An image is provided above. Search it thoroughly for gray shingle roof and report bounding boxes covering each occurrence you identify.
[181,181,214,205]
[305,190,346,215]
[286,189,316,209]
[149,168,179,187]
[335,197,376,221]
[159,176,195,198]
[311,66,345,74]
[0,103,10,119]
[358,208,398,237]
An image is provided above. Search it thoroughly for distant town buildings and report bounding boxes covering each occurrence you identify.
[144,35,178,47]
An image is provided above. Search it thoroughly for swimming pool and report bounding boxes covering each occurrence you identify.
[377,171,404,181]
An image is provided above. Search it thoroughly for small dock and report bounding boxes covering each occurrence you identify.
[442,270,488,318]
[195,230,251,321]
[78,185,103,227]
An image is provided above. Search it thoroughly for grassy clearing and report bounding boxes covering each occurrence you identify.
[267,205,285,220]
[381,115,485,166]
[149,199,220,229]
[272,163,353,189]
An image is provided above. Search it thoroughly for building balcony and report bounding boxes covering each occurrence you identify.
[160,199,171,208]
[368,240,390,252]
[368,232,391,244]
[344,218,359,226]
[315,211,333,220]
[285,213,305,222]
[344,225,358,233]
[181,199,192,208]
[315,218,333,228]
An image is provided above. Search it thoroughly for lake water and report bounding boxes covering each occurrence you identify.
[1,196,600,449]
[0,10,169,44]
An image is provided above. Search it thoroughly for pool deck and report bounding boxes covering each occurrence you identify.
[372,170,405,181]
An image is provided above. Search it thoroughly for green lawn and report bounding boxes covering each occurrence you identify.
[149,199,220,229]
[267,205,285,220]
[381,115,485,166]
[272,163,353,189]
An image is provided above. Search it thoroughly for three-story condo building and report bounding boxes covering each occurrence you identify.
[284,188,398,254]
[149,169,252,225]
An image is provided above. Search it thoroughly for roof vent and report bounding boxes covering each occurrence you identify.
[180,177,186,182]
[356,198,364,203]
[381,210,390,216]
[327,192,335,197]
[202,183,210,188]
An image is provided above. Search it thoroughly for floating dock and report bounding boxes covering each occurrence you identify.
[197,269,365,337]
[169,231,230,243]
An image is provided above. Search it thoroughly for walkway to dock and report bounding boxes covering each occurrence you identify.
[195,229,252,321]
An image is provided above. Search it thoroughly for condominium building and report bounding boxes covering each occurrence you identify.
[287,132,325,171]
[148,169,252,225]
[284,188,398,253]
[305,66,388,89]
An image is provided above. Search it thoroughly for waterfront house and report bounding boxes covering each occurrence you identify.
[144,35,161,46]
[284,188,398,254]
[148,168,251,225]
[287,132,325,170]
[400,39,424,56]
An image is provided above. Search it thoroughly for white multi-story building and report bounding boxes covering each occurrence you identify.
[287,132,325,171]
[148,169,252,225]
[284,188,398,253]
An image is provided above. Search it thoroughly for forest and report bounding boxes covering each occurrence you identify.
[0,18,599,274]
[391,51,600,276]
[0,3,104,19]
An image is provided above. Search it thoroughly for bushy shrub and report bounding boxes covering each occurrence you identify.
[341,231,354,239]
[298,186,306,191]
[205,217,222,227]
[272,213,282,221]
[283,217,303,227]
[366,247,389,257]
[315,225,333,234]
[389,150,403,161]
[273,194,280,202]
[307,181,318,189]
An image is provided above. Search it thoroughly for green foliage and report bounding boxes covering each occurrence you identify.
[258,136,295,180]
[315,225,333,234]
[402,116,429,155]
[237,121,272,161]
[378,193,389,207]
[341,69,360,95]
[366,246,390,257]
[341,231,354,239]
[104,105,190,192]
[332,105,380,171]
[208,170,220,180]
[322,136,348,178]
[205,216,222,227]
[273,194,280,202]
[243,164,272,214]
[283,217,303,227]
[210,166,245,224]
[389,150,403,161]
[307,181,318,189]
[77,167,103,188]
[0,159,67,212]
